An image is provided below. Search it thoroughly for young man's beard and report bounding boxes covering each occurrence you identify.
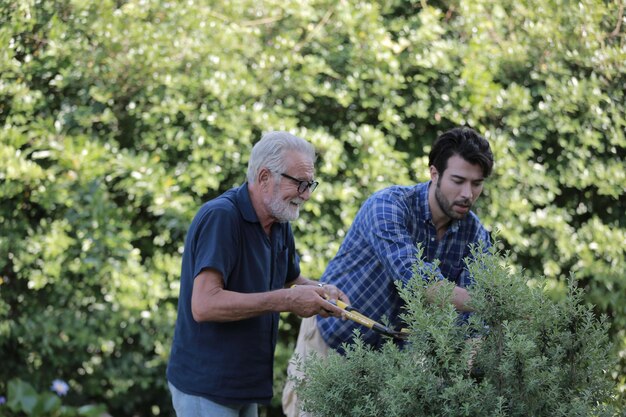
[434,178,472,220]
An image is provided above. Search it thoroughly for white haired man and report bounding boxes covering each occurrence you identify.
[167,131,348,417]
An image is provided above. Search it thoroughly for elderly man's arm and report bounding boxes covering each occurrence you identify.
[190,269,345,322]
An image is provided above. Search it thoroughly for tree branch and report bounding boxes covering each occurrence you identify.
[294,7,335,52]
[608,1,624,38]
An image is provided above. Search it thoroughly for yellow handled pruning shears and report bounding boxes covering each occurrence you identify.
[291,284,409,340]
[326,297,409,341]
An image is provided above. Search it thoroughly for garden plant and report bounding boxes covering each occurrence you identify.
[1,378,106,417]
[297,245,620,417]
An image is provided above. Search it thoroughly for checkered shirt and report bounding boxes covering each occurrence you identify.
[317,182,491,352]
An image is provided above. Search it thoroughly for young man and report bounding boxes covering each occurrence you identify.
[283,126,494,417]
[167,131,348,417]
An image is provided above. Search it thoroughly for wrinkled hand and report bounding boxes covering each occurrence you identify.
[319,283,350,306]
[286,284,348,318]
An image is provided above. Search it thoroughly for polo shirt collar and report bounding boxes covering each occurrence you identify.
[235,183,260,223]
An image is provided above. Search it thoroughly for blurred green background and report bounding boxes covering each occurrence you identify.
[1,0,624,415]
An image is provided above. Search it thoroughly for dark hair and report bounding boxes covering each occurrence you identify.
[428,127,494,177]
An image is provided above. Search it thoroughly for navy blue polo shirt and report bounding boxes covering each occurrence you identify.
[166,183,301,405]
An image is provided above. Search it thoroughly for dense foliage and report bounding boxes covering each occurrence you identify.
[297,247,620,416]
[2,378,106,417]
[1,0,624,415]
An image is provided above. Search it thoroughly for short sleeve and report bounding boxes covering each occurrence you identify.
[189,205,240,286]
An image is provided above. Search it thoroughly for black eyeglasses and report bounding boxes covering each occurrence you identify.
[280,173,319,194]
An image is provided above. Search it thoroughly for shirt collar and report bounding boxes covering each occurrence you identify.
[235,182,260,223]
[417,181,432,223]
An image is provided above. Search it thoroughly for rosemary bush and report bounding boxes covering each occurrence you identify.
[297,247,620,416]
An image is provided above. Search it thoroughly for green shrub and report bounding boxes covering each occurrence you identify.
[297,246,620,416]
[1,378,106,417]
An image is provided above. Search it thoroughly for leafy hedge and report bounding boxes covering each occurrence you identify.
[1,0,624,415]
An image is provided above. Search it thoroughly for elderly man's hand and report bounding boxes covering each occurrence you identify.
[286,284,348,318]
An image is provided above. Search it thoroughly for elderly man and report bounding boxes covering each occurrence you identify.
[167,131,348,417]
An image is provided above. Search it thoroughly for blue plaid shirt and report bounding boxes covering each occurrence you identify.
[317,182,491,352]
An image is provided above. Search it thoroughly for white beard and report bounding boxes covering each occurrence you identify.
[266,190,302,222]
